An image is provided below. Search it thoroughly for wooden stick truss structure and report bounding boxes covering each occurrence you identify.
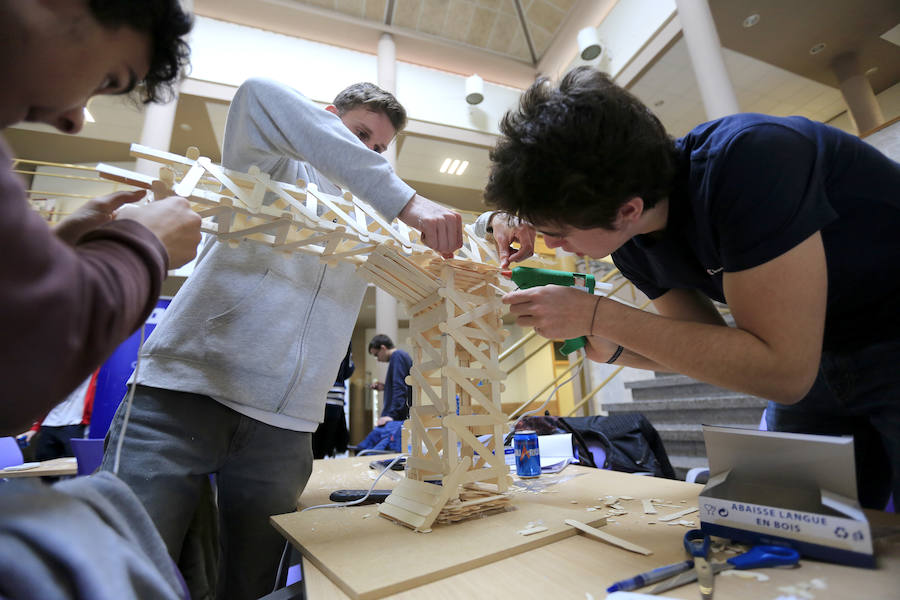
[98,144,513,531]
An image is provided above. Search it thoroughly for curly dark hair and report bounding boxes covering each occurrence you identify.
[484,66,679,230]
[334,83,407,132]
[88,0,193,104]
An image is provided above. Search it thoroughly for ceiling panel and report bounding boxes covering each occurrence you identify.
[710,0,900,93]
[630,38,849,137]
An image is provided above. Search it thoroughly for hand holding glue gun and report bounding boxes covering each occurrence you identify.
[501,266,600,355]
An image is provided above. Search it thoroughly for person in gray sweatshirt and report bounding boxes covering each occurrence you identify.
[100,78,464,599]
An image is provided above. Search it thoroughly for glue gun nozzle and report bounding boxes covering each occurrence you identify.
[500,270,512,278]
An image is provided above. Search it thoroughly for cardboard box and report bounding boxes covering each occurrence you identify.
[698,425,874,568]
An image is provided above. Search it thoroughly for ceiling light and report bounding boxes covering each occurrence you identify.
[577,27,603,61]
[809,42,826,55]
[465,74,484,105]
[742,14,760,28]
[179,123,193,132]
[439,158,469,176]
[865,66,879,76]
[83,107,95,123]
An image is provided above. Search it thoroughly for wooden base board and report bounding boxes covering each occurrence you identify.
[271,488,606,600]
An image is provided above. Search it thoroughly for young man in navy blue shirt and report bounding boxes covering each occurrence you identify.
[487,66,900,510]
[368,334,413,426]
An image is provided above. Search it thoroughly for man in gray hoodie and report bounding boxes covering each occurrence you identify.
[101,77,463,599]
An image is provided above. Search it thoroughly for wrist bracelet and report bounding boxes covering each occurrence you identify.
[606,345,624,364]
[589,296,601,335]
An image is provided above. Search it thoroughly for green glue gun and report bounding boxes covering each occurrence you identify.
[507,266,596,356]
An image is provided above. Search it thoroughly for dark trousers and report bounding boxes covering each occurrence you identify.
[34,424,86,461]
[312,403,348,459]
[767,339,899,510]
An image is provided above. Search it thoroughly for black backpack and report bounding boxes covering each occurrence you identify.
[515,413,676,479]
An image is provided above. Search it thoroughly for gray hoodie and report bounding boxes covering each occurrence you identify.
[135,78,414,431]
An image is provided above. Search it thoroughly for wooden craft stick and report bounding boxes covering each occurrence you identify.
[564,519,653,556]
[642,499,658,514]
[657,507,698,522]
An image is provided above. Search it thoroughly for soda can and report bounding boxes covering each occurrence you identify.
[514,430,541,478]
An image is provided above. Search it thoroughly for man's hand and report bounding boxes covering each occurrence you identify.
[370,382,385,392]
[115,196,202,268]
[490,213,536,268]
[54,190,147,245]
[502,285,598,340]
[398,194,463,258]
[18,430,36,445]
[377,416,394,427]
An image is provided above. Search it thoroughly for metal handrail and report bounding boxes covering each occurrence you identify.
[12,158,98,172]
[504,337,553,375]
[13,169,109,184]
[499,329,537,362]
[567,365,625,416]
[507,355,584,421]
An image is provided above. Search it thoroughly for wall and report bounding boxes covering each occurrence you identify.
[568,0,676,77]
[189,17,521,135]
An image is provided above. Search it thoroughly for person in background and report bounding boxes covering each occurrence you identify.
[368,334,413,426]
[313,344,354,459]
[0,0,202,437]
[21,372,97,462]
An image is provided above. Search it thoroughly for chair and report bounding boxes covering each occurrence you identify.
[70,438,104,476]
[0,437,24,470]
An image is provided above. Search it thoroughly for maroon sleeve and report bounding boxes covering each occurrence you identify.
[0,151,168,435]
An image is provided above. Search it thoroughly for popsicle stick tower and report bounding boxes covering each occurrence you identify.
[98,144,512,531]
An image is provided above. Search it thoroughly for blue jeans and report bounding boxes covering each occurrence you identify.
[100,386,313,600]
[767,339,900,510]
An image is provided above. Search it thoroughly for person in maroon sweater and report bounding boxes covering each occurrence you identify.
[0,0,202,436]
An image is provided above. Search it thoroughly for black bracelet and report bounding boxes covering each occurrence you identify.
[606,345,624,364]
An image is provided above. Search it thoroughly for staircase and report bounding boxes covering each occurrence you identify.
[604,374,768,480]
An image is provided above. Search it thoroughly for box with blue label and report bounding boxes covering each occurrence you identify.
[698,425,874,568]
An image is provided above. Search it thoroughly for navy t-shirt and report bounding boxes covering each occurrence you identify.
[381,349,413,421]
[612,114,900,352]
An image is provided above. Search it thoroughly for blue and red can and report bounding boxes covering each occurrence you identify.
[514,430,541,478]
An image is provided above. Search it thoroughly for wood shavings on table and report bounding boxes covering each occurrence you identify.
[658,506,698,522]
[517,525,549,536]
[775,578,828,600]
[720,569,770,582]
[565,519,653,555]
[642,499,658,514]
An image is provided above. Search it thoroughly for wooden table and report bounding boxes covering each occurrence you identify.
[0,456,78,478]
[273,456,900,599]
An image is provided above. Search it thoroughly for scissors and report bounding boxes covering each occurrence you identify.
[651,530,800,595]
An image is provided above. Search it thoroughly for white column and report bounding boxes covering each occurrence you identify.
[832,53,884,135]
[375,32,400,345]
[134,98,179,177]
[675,0,740,120]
